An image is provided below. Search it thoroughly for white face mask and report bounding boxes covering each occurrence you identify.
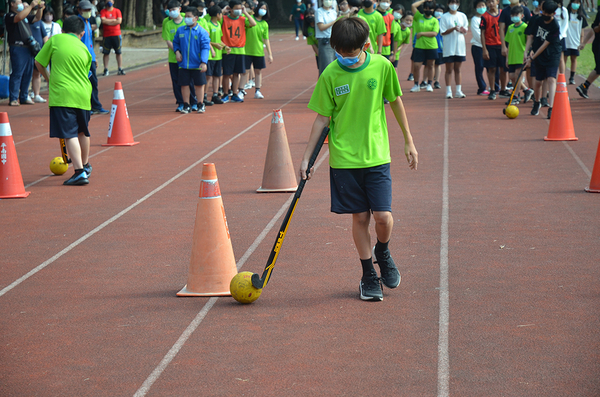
[323,0,333,7]
[393,11,402,19]
[258,8,267,16]
[402,21,412,27]
[233,8,242,16]
[449,3,459,11]
[379,2,390,9]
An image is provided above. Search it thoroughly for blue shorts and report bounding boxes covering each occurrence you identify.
[178,68,206,86]
[534,61,558,81]
[222,53,246,75]
[484,45,505,70]
[49,107,91,139]
[508,63,523,73]
[412,48,438,63]
[207,60,222,77]
[563,48,580,57]
[329,163,392,214]
[442,55,466,63]
[244,55,266,70]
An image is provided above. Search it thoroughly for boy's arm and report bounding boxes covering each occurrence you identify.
[412,0,424,15]
[417,31,437,38]
[525,39,550,68]
[35,60,50,83]
[376,34,383,54]
[481,20,489,59]
[244,8,257,27]
[500,21,507,56]
[264,38,273,63]
[300,114,330,180]
[389,97,418,170]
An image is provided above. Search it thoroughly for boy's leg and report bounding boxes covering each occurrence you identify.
[169,63,184,106]
[78,132,90,166]
[65,138,83,169]
[232,73,240,95]
[426,60,435,84]
[546,76,557,107]
[222,75,231,95]
[454,62,462,86]
[352,211,373,261]
[196,84,206,112]
[255,68,263,89]
[32,69,41,97]
[412,61,421,84]
[116,53,123,70]
[444,62,453,88]
[486,67,497,97]
[373,211,393,247]
[103,53,110,70]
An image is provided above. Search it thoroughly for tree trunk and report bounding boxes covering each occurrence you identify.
[52,0,63,20]
[144,0,153,27]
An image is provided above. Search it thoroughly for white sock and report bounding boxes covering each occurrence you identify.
[446,86,452,95]
[456,84,462,93]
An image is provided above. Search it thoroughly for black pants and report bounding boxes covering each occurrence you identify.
[169,62,197,106]
[90,61,103,110]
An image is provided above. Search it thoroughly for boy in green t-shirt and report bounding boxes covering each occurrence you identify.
[357,0,387,55]
[206,5,230,104]
[391,9,413,68]
[300,17,418,302]
[504,6,530,104]
[410,0,439,92]
[305,13,319,68]
[34,16,93,186]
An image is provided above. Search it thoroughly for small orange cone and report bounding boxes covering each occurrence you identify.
[585,136,600,193]
[0,112,30,199]
[545,74,578,141]
[257,109,298,193]
[102,82,139,147]
[177,163,238,296]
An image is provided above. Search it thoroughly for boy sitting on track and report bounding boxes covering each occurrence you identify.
[34,16,93,186]
[299,17,418,302]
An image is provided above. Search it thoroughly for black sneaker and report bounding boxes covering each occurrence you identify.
[197,103,206,113]
[408,73,414,81]
[63,171,89,185]
[433,81,441,89]
[540,97,549,107]
[499,89,511,98]
[102,68,109,76]
[373,246,401,289]
[531,101,541,116]
[419,81,427,89]
[181,105,190,114]
[83,163,92,177]
[524,89,534,103]
[488,91,497,100]
[569,77,575,85]
[359,270,383,301]
[212,95,223,104]
[218,87,224,96]
[507,81,514,89]
[576,84,589,99]
[547,107,552,119]
[117,68,126,75]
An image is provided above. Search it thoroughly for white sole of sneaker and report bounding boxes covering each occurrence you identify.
[359,283,383,301]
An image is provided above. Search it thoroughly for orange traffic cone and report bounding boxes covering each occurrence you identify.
[0,112,30,199]
[585,136,600,193]
[545,74,578,141]
[257,109,298,193]
[102,82,139,147]
[177,163,238,296]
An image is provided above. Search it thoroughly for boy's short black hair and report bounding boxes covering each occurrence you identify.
[63,15,85,35]
[218,1,229,8]
[185,6,200,15]
[435,4,446,11]
[190,0,206,7]
[254,1,269,18]
[208,4,222,15]
[423,1,436,10]
[542,0,558,13]
[43,5,54,16]
[330,17,370,54]
[402,10,414,18]
[510,5,523,14]
[473,0,486,7]
[392,3,405,12]
[348,0,362,8]
[229,0,242,8]
[63,7,76,17]
[167,0,181,9]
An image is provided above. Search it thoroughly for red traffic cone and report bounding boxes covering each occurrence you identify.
[257,109,298,193]
[585,136,600,193]
[177,163,238,296]
[545,74,578,141]
[0,112,30,199]
[102,82,139,146]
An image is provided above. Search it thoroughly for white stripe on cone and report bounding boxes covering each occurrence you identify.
[0,123,13,137]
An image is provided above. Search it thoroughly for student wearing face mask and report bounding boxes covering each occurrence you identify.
[480,0,507,100]
[376,0,394,61]
[100,0,125,76]
[29,2,49,103]
[242,1,272,99]
[439,0,468,98]
[553,1,569,73]
[41,6,61,38]
[391,8,412,69]
[315,0,338,75]
[471,0,491,95]
[290,0,307,40]
[410,0,439,92]
[499,0,531,92]
[358,0,386,55]
[564,0,588,84]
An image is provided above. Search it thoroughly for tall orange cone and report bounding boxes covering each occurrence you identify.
[257,109,298,192]
[585,136,600,193]
[0,112,30,199]
[102,82,139,147]
[177,163,238,296]
[545,74,578,141]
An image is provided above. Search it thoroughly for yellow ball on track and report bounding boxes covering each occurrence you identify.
[50,157,68,175]
[505,105,519,119]
[230,272,262,304]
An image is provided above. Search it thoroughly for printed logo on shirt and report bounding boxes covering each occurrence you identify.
[536,26,549,41]
[367,78,377,90]
[335,84,350,96]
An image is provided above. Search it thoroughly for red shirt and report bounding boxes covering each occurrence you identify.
[382,12,394,47]
[100,8,122,37]
[222,16,246,48]
[480,11,501,46]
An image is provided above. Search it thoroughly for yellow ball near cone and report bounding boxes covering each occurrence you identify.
[50,157,68,175]
[230,272,262,304]
[505,105,519,119]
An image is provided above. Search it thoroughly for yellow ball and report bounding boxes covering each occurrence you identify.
[50,157,68,175]
[230,272,262,304]
[505,105,519,119]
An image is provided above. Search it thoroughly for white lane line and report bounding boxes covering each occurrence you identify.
[562,141,592,178]
[132,149,329,397]
[1,83,316,298]
[437,100,450,397]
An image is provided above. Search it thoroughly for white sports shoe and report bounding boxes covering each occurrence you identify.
[237,91,244,100]
[455,90,466,98]
[426,84,434,92]
[254,90,264,99]
[410,84,420,93]
[33,95,47,103]
[244,81,253,89]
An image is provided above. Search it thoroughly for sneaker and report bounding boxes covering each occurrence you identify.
[488,91,497,100]
[92,108,109,115]
[254,90,264,99]
[531,100,541,116]
[181,105,190,114]
[197,103,206,113]
[576,84,589,99]
[176,104,184,112]
[203,99,214,106]
[507,81,514,89]
[426,84,434,92]
[191,104,198,112]
[410,84,420,93]
[33,95,46,103]
[499,89,511,98]
[22,98,35,105]
[407,73,414,81]
[547,107,552,119]
[433,81,441,89]
[455,90,466,98]
[83,163,92,177]
[511,95,520,105]
[446,91,453,99]
[221,95,230,103]
[251,79,256,87]
[212,95,224,104]
[373,246,401,289]
[419,81,427,89]
[231,94,244,102]
[29,91,34,99]
[239,89,247,97]
[244,81,253,90]
[479,89,490,96]
[359,270,383,301]
[295,36,299,41]
[117,68,126,75]
[103,68,109,76]
[569,77,575,85]
[540,97,549,107]
[63,171,89,186]
[9,100,19,106]
[524,88,534,103]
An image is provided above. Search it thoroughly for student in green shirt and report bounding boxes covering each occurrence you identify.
[504,6,530,104]
[241,1,272,99]
[300,17,418,302]
[358,0,386,54]
[410,0,439,92]
[206,5,230,104]
[392,9,413,68]
[34,16,93,186]
[305,12,319,68]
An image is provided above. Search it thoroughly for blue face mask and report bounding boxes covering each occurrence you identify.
[185,17,195,26]
[169,9,180,19]
[477,6,487,14]
[571,3,580,9]
[335,45,365,66]
[16,3,24,12]
[434,11,443,18]
[532,0,539,7]
[106,1,113,7]
[511,15,521,23]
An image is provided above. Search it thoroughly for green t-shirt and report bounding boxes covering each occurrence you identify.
[505,22,528,65]
[307,53,403,169]
[394,23,411,61]
[162,15,186,63]
[245,19,269,57]
[198,17,210,33]
[413,10,439,49]
[35,33,92,110]
[358,9,387,54]
[307,25,317,46]
[208,21,224,61]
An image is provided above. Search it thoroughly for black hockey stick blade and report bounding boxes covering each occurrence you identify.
[251,126,330,290]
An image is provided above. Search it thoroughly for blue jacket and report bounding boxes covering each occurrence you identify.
[77,14,96,62]
[172,23,210,69]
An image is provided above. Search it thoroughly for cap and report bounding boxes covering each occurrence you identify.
[78,0,93,10]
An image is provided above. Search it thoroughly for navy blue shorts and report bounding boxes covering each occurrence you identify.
[442,55,466,63]
[207,60,222,77]
[329,163,392,214]
[508,63,523,73]
[534,61,558,81]
[563,48,580,57]
[49,107,91,139]
[222,53,246,75]
[484,45,504,70]
[412,48,438,63]
[244,55,266,70]
[178,68,207,86]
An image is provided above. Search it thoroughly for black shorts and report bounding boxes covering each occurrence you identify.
[412,48,438,63]
[534,60,558,81]
[563,48,580,56]
[244,55,266,70]
[102,35,122,55]
[508,63,523,73]
[178,68,207,86]
[207,59,222,77]
[435,52,445,65]
[595,48,600,74]
[561,38,567,52]
[330,163,392,214]
[49,107,91,139]
[483,45,504,69]
[442,55,466,63]
[222,53,246,75]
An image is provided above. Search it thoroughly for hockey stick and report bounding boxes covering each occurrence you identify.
[251,126,330,290]
[504,65,527,113]
[59,138,71,164]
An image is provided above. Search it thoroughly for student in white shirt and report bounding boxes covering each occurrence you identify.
[471,0,489,95]
[439,0,469,98]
